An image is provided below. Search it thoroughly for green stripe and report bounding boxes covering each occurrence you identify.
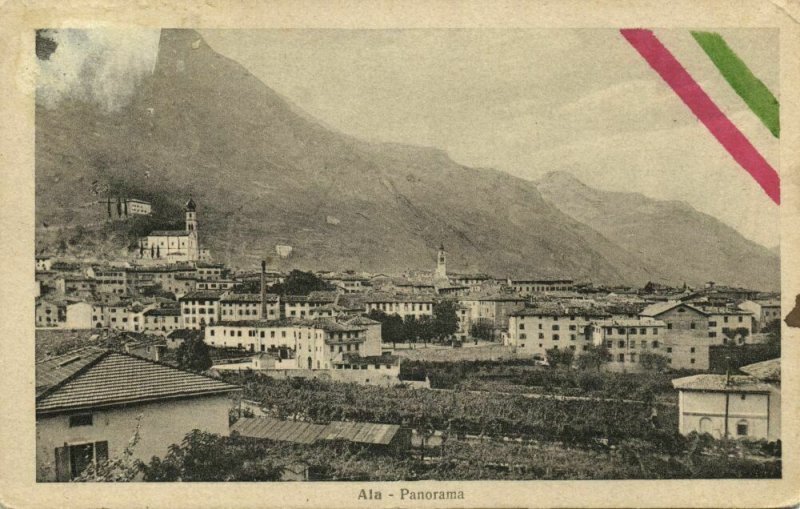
[691,31,780,138]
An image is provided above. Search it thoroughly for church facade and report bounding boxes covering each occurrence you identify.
[135,198,205,263]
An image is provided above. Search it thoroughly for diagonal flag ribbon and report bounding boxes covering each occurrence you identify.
[620,29,780,205]
[691,31,780,138]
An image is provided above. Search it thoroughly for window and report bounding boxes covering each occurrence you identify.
[69,414,93,427]
[690,322,696,329]
[617,353,625,362]
[606,341,612,348]
[569,325,576,331]
[552,334,560,340]
[56,441,108,481]
[738,316,743,323]
[629,328,637,335]
[519,333,527,340]
[519,323,525,330]
[538,323,543,329]
[552,324,560,331]
[724,316,729,323]
[538,333,544,339]
[708,321,717,327]
[667,323,673,330]
[736,420,748,436]
[570,334,576,341]
[709,332,717,338]
[630,353,636,362]
[618,340,625,348]
[666,347,673,353]
[652,341,659,348]
[690,358,695,364]
[209,330,215,336]
[617,328,625,335]
[690,347,695,353]
[630,341,636,349]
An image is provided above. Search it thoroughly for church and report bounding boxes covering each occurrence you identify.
[135,198,208,263]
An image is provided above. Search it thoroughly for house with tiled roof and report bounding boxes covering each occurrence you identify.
[36,347,240,481]
[671,358,780,441]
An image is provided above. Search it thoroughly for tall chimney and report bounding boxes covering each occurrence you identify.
[260,260,267,319]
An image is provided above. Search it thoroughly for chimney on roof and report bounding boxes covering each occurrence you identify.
[261,260,267,319]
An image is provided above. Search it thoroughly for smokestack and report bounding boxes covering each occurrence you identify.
[261,260,267,319]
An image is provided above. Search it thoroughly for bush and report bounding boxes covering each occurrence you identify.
[576,370,604,392]
[545,347,574,368]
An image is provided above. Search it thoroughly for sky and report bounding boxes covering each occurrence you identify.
[200,28,779,249]
[37,28,780,249]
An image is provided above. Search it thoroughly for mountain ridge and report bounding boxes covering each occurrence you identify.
[34,29,779,290]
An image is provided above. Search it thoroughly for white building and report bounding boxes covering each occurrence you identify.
[672,359,780,441]
[363,293,434,320]
[125,199,152,215]
[136,198,200,262]
[36,348,240,481]
[506,306,610,357]
[179,290,222,329]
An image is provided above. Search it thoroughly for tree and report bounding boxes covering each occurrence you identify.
[416,315,435,344]
[639,351,670,372]
[269,270,334,296]
[469,319,494,341]
[545,347,574,368]
[74,415,143,482]
[367,310,405,348]
[432,300,459,341]
[403,316,419,344]
[575,345,611,371]
[763,319,781,352]
[175,337,212,372]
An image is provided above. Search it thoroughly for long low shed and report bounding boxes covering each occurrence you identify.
[231,417,411,450]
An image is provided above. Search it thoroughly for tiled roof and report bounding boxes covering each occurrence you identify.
[179,290,223,301]
[320,421,401,445]
[511,278,574,284]
[511,305,610,318]
[591,318,666,328]
[640,301,708,317]
[363,293,435,303]
[231,417,403,446]
[345,316,381,326]
[144,307,181,316]
[231,417,326,444]
[740,358,780,382]
[671,374,773,393]
[36,350,240,414]
[149,230,190,236]
[36,347,107,398]
[166,329,204,340]
[221,293,278,303]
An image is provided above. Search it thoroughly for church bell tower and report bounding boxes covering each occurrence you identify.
[435,243,447,280]
[185,197,197,232]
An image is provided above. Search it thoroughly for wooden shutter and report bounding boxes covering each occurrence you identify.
[95,441,109,464]
[54,446,70,482]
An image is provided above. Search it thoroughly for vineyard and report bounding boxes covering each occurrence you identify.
[400,358,689,403]
[221,372,680,448]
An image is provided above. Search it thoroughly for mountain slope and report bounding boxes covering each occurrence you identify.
[34,29,777,289]
[536,171,779,290]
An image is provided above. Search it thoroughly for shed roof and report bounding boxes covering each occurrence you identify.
[671,374,773,393]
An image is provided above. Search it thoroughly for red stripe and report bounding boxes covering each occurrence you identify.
[620,29,780,205]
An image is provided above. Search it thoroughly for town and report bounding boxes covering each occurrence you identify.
[35,198,782,482]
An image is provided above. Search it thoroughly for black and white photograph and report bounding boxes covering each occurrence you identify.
[1,2,799,507]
